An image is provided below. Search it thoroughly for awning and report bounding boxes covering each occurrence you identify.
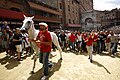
[0,8,25,20]
[28,1,62,15]
[66,24,81,27]
[0,8,61,23]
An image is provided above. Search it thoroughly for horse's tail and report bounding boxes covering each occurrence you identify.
[51,32,62,53]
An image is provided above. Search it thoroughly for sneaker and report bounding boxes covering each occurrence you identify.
[41,76,48,80]
[17,59,23,61]
[111,54,115,57]
[6,54,10,57]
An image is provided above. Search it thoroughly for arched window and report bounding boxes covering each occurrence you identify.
[85,18,93,25]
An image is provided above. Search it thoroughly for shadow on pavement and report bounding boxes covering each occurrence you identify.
[27,59,62,80]
[78,52,88,56]
[99,52,111,57]
[49,53,57,59]
[47,59,62,80]
[92,60,111,74]
[27,68,43,80]
[0,56,21,70]
[115,52,120,58]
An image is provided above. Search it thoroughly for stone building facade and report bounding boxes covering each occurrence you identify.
[79,0,93,12]
[0,0,94,30]
[81,10,102,31]
[0,0,61,30]
[101,8,120,29]
[58,0,81,30]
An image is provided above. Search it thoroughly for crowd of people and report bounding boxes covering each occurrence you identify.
[0,21,31,61]
[0,21,120,60]
[0,21,120,80]
[54,30,119,58]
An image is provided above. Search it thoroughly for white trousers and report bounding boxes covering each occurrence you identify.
[86,45,93,60]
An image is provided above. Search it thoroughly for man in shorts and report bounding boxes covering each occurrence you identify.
[13,28,22,61]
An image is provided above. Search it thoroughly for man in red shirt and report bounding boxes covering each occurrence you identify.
[35,22,52,80]
[69,31,76,52]
[84,33,94,63]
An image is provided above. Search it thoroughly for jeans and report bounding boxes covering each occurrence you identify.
[39,52,51,76]
[61,41,66,50]
[1,40,7,49]
[76,41,82,51]
[70,42,75,50]
[111,43,118,55]
[98,41,105,53]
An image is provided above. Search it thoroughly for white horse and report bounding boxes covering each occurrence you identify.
[20,15,62,73]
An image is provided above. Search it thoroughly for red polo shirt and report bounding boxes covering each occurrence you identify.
[85,36,93,46]
[37,30,52,52]
[69,34,76,42]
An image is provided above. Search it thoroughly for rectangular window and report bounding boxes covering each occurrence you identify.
[113,14,115,16]
[61,18,63,23]
[72,7,74,13]
[73,20,75,24]
[69,19,71,23]
[30,8,35,15]
[68,5,70,11]
[60,3,62,9]
[72,1,74,4]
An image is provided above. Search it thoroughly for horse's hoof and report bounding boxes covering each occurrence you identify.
[60,58,63,60]
[30,71,34,74]
[31,57,34,60]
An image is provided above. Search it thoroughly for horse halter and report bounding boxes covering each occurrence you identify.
[22,20,33,31]
[26,21,32,30]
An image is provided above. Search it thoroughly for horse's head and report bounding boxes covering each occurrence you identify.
[21,15,34,31]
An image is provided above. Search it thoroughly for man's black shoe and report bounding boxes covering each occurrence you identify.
[90,59,93,63]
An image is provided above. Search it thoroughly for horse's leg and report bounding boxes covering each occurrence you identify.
[31,43,39,74]
[31,54,37,74]
[54,42,63,60]
[31,48,39,74]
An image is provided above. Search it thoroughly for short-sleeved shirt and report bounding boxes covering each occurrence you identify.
[13,33,22,45]
[60,34,66,41]
[69,34,76,42]
[37,31,52,52]
[85,36,93,46]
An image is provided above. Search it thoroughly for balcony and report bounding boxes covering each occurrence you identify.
[28,1,62,16]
